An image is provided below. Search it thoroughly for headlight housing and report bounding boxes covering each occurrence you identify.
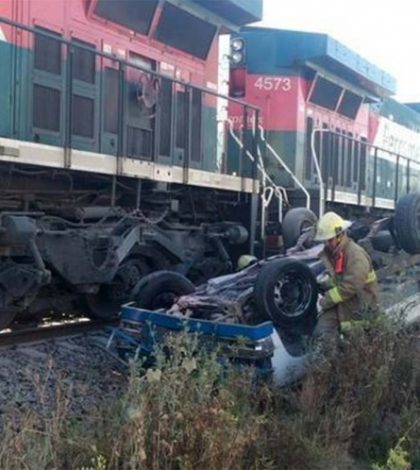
[231,52,244,65]
[231,38,244,52]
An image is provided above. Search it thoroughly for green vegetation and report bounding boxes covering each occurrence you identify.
[1,320,419,470]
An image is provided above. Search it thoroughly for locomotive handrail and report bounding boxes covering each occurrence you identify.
[253,124,288,207]
[310,127,327,217]
[227,119,287,206]
[312,128,416,211]
[227,118,287,257]
[259,125,311,211]
[0,16,259,111]
[256,144,286,221]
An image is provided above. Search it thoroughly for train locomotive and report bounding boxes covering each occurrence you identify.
[228,27,420,245]
[1,1,420,331]
[0,0,263,328]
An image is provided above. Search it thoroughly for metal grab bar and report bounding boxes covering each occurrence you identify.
[256,141,288,208]
[261,186,274,243]
[310,128,327,217]
[259,125,310,210]
[227,119,286,223]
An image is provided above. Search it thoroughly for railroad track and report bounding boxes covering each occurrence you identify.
[0,319,115,348]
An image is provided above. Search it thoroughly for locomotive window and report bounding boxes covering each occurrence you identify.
[338,90,363,119]
[34,27,62,75]
[72,39,96,84]
[309,77,342,111]
[154,3,217,60]
[94,0,158,35]
[72,95,94,138]
[104,68,119,134]
[33,84,61,132]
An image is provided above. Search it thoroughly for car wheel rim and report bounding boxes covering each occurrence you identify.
[273,270,312,318]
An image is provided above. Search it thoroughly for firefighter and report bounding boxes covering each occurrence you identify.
[313,212,380,352]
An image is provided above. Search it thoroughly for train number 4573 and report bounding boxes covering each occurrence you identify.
[253,76,292,91]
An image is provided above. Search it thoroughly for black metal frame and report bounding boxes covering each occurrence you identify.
[313,128,417,208]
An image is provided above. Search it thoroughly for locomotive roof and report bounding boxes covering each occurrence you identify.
[240,27,396,98]
[191,0,262,28]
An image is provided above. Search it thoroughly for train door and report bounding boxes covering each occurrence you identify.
[156,62,175,166]
[155,63,190,167]
[69,29,99,153]
[170,68,203,170]
[190,87,204,170]
[100,43,120,156]
[125,52,156,161]
[31,22,65,147]
[173,78,188,167]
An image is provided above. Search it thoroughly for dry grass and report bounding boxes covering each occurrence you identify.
[0,320,419,470]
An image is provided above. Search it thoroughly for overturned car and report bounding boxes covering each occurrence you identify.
[109,193,420,384]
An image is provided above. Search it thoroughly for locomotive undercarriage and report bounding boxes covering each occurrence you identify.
[0,162,249,328]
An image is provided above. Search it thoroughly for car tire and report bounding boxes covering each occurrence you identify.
[254,258,318,328]
[394,192,420,254]
[131,271,195,310]
[282,207,317,250]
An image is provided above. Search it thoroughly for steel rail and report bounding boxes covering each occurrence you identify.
[0,319,114,348]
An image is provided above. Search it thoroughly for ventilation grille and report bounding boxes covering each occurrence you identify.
[72,39,95,84]
[127,127,152,159]
[34,28,62,75]
[33,84,61,131]
[72,95,94,138]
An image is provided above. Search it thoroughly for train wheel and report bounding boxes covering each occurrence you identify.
[86,258,149,319]
[395,192,420,254]
[282,208,317,250]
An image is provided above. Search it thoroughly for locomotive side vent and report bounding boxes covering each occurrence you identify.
[309,76,342,111]
[127,127,153,160]
[154,3,217,60]
[72,95,95,138]
[34,27,62,75]
[94,0,158,36]
[33,85,61,132]
[72,39,96,84]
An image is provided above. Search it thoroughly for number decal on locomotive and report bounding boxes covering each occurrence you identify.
[253,76,292,92]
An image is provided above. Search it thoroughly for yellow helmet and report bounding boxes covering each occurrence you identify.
[237,254,257,270]
[314,212,352,241]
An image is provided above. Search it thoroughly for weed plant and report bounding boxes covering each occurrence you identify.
[0,319,418,469]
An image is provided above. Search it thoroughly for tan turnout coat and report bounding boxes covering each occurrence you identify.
[319,236,380,321]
